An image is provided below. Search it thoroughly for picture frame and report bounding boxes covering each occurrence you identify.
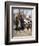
[5,1,38,45]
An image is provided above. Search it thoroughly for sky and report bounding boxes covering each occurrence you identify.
[13,8,32,16]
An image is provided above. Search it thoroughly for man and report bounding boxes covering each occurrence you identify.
[16,16,19,31]
[19,15,25,30]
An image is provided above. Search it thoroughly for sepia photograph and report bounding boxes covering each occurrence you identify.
[12,8,32,37]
